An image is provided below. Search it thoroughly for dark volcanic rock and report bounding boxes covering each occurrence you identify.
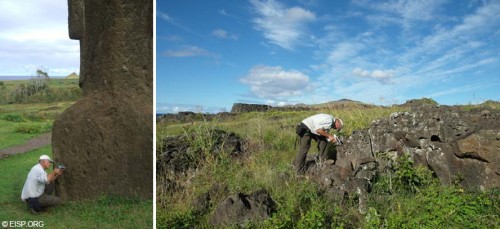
[156,129,245,208]
[156,129,245,176]
[209,189,277,227]
[337,105,499,190]
[302,105,499,213]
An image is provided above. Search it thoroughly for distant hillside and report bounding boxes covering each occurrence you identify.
[309,98,376,109]
[230,99,376,113]
[65,72,79,79]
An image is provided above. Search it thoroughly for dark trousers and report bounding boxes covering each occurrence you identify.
[294,133,328,175]
[27,183,61,212]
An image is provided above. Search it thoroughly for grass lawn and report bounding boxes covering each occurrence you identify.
[0,102,74,149]
[0,146,153,228]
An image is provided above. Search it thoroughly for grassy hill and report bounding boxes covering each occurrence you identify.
[156,101,499,228]
[65,72,79,79]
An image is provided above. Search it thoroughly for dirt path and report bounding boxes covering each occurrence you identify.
[0,132,52,159]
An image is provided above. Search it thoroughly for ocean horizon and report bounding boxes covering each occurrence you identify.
[0,76,66,81]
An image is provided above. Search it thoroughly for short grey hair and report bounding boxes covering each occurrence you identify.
[335,118,343,131]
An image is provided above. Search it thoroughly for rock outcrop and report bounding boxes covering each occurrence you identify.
[51,0,153,200]
[156,129,245,197]
[338,105,499,190]
[304,104,499,212]
[208,189,277,227]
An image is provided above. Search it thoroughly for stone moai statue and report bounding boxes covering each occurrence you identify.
[51,0,153,201]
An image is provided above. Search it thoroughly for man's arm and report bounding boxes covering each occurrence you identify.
[316,128,337,143]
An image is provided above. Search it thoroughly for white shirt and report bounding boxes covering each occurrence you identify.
[301,114,334,135]
[21,163,49,201]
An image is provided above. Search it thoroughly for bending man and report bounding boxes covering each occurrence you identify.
[294,114,343,174]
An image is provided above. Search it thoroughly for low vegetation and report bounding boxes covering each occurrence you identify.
[0,71,80,104]
[156,101,499,228]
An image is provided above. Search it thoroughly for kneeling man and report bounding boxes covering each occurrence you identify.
[21,155,64,213]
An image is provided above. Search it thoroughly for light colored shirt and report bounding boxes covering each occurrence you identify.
[21,163,48,201]
[301,114,334,135]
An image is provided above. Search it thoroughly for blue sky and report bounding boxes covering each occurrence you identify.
[0,0,80,77]
[156,0,500,113]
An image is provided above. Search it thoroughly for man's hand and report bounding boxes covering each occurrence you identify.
[54,168,64,176]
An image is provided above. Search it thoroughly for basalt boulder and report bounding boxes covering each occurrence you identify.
[208,189,277,227]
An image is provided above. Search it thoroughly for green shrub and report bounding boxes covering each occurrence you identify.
[297,208,326,229]
[373,154,434,194]
[14,122,51,134]
[393,156,434,193]
[1,113,25,122]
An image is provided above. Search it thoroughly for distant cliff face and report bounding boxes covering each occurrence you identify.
[51,0,153,201]
[231,103,272,113]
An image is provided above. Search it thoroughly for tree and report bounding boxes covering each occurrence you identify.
[36,68,49,79]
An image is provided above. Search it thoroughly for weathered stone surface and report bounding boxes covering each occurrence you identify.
[156,129,244,176]
[51,0,153,200]
[337,105,500,190]
[193,183,230,215]
[208,189,276,227]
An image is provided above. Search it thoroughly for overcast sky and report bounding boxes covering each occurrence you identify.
[0,0,80,77]
[156,0,500,113]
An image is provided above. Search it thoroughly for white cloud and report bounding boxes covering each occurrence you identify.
[353,67,395,80]
[241,65,311,98]
[264,99,289,106]
[162,46,217,58]
[250,0,316,50]
[211,29,238,40]
[157,11,200,37]
[0,0,79,76]
[327,42,364,63]
[354,0,447,29]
